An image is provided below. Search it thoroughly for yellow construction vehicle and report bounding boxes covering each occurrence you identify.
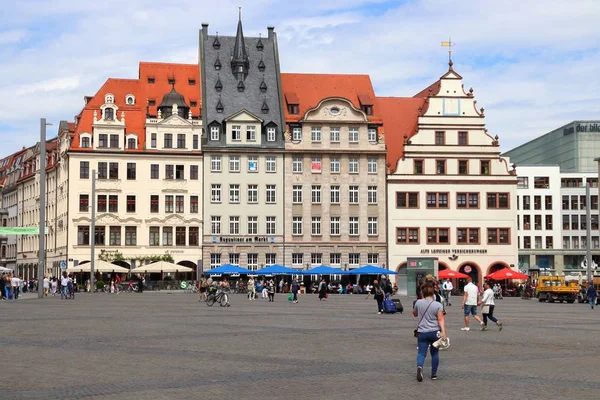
[536,276,579,304]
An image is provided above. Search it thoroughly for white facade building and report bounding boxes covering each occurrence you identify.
[383,63,518,293]
[516,165,599,274]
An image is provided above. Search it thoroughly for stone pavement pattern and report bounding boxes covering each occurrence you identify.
[1,292,599,399]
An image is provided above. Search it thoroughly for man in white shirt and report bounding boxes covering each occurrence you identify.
[43,275,50,296]
[442,279,453,306]
[11,275,20,299]
[461,276,484,331]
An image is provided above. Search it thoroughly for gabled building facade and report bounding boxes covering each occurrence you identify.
[384,62,518,292]
[281,74,387,272]
[199,18,285,271]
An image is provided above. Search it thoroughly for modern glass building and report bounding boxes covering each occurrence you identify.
[503,120,600,173]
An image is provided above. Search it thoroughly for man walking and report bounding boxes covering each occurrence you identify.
[11,274,20,299]
[442,279,453,306]
[587,283,597,309]
[461,276,484,331]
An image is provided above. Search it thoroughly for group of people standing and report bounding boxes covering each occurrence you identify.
[412,275,503,382]
[0,273,24,299]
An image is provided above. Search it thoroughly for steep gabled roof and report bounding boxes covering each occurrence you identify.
[377,96,425,173]
[281,73,382,124]
[413,79,441,98]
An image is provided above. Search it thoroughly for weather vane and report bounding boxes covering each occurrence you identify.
[441,36,456,64]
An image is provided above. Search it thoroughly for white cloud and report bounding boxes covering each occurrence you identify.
[0,0,599,154]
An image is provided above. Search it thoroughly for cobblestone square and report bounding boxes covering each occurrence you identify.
[2,292,599,399]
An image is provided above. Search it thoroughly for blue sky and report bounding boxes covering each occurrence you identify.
[1,0,599,155]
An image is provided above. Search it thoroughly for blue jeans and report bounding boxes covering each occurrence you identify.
[417,331,439,374]
[590,297,597,309]
[61,285,68,298]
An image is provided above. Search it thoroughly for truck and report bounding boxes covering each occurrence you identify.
[536,276,579,303]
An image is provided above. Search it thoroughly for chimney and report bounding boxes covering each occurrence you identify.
[202,23,209,37]
[267,26,274,40]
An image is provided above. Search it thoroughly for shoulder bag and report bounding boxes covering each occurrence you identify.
[413,300,434,338]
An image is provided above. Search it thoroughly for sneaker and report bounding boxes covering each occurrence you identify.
[417,367,423,382]
[460,327,470,331]
[431,374,438,380]
[481,325,487,331]
[498,322,503,331]
[377,312,382,315]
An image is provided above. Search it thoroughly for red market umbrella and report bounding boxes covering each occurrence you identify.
[438,269,469,279]
[487,268,529,281]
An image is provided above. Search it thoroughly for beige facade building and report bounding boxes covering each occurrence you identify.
[66,72,203,272]
[281,79,387,271]
[383,62,518,292]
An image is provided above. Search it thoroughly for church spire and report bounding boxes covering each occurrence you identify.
[231,7,249,80]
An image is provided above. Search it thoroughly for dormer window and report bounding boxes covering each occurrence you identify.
[105,94,114,103]
[104,108,114,121]
[125,95,135,105]
[190,101,198,107]
[358,94,374,116]
[237,80,245,92]
[258,58,265,72]
[148,99,156,106]
[260,77,267,93]
[214,54,222,71]
[148,77,155,84]
[188,78,196,85]
[126,134,138,149]
[81,136,91,148]
[285,92,300,115]
[210,126,220,141]
[168,78,175,85]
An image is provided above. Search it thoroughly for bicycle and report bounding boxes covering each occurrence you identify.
[205,287,230,307]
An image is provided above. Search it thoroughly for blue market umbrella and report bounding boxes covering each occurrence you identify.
[205,264,251,275]
[349,265,397,275]
[255,264,303,275]
[304,265,351,275]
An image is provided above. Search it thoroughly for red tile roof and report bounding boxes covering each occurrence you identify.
[139,62,200,117]
[414,79,440,98]
[377,96,426,173]
[281,73,382,123]
[72,62,200,152]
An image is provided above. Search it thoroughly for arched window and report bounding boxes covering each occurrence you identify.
[105,94,114,103]
[104,108,114,120]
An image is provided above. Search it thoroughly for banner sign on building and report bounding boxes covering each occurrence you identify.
[0,227,49,235]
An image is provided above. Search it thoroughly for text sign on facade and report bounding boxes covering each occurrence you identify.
[0,227,49,235]
[564,123,600,135]
[420,249,487,255]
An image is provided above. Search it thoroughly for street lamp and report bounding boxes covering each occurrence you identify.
[90,169,97,292]
[38,118,52,299]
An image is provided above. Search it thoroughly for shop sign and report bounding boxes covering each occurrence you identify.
[420,248,487,255]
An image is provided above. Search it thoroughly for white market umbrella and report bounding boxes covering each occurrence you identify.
[0,266,13,273]
[67,260,129,274]
[130,261,193,274]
